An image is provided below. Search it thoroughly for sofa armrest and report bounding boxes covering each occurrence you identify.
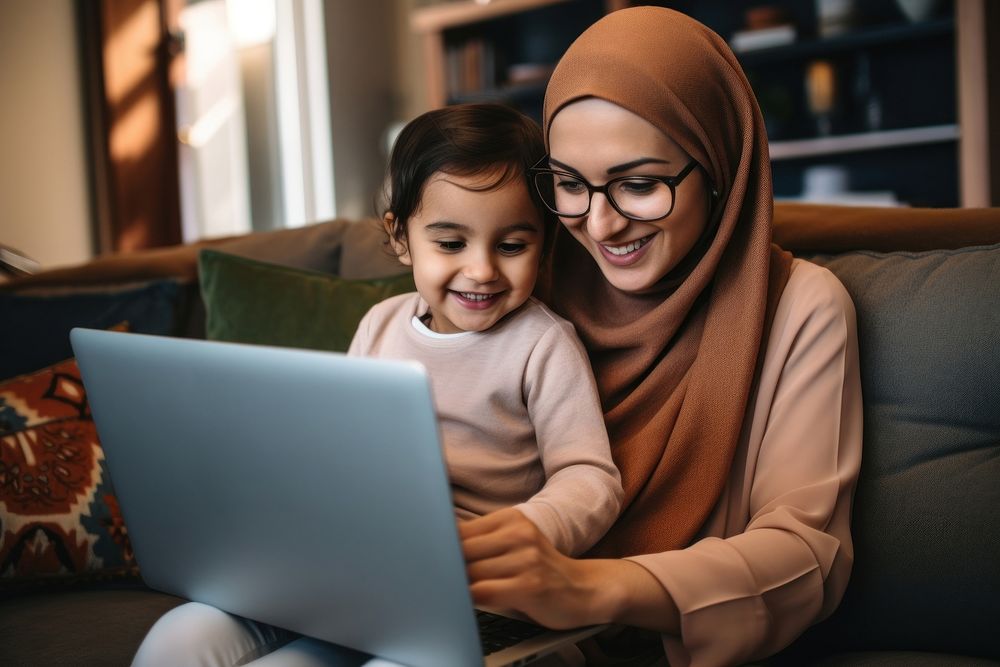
[773,203,1000,254]
[0,218,391,294]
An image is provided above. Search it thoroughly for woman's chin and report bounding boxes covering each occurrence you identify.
[597,265,659,293]
[585,251,655,293]
[584,241,690,294]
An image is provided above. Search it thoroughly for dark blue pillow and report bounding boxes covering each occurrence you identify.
[0,280,183,381]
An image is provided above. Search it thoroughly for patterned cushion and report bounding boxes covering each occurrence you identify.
[0,356,138,588]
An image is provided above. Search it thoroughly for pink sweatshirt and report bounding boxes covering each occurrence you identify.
[348,294,623,556]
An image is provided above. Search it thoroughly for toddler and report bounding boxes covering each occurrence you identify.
[348,103,622,556]
[133,104,621,667]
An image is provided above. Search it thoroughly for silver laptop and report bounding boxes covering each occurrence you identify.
[71,328,604,667]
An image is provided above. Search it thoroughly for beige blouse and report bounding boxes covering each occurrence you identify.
[627,258,863,667]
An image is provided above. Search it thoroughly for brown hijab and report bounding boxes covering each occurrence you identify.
[541,7,793,557]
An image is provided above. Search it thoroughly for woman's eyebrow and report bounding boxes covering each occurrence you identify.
[548,156,670,175]
[547,157,582,174]
[606,157,670,174]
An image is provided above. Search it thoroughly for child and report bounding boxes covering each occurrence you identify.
[132,105,622,667]
[348,103,622,556]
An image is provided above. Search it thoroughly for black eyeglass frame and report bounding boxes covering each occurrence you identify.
[529,156,701,222]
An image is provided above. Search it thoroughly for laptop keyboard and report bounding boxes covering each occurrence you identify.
[476,610,547,656]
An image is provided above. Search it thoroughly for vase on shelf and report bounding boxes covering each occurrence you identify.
[806,59,837,136]
[894,0,944,23]
[815,0,856,38]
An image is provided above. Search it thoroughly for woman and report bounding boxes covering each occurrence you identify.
[459,7,861,667]
[134,8,860,667]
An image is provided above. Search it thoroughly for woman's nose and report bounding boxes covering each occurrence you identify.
[463,252,499,284]
[584,193,629,242]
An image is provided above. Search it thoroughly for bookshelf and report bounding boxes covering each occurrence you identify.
[641,0,969,206]
[410,0,626,115]
[409,0,997,206]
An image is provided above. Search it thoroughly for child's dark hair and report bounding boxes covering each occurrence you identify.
[381,103,551,254]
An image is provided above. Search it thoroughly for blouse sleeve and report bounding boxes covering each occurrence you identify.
[627,262,863,667]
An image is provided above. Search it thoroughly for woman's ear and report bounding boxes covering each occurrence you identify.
[383,213,412,266]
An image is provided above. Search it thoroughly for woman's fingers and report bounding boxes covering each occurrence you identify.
[457,508,608,629]
[469,574,587,631]
[460,508,543,562]
[466,545,542,582]
[469,576,535,612]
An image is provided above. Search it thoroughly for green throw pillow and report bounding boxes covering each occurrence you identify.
[198,249,414,352]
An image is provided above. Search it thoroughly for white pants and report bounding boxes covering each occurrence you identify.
[132,601,602,666]
[132,602,388,667]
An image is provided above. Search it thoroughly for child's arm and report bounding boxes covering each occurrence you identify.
[513,321,623,556]
[346,308,376,357]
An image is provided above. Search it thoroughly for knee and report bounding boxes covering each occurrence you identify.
[132,602,253,667]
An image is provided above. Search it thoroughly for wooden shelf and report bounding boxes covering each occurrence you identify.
[737,17,955,66]
[411,0,573,33]
[769,124,959,161]
[448,78,549,105]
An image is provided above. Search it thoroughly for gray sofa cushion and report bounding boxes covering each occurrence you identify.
[787,651,1000,666]
[211,219,353,275]
[786,243,1000,660]
[213,216,404,281]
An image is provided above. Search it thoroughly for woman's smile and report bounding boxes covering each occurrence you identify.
[598,232,658,265]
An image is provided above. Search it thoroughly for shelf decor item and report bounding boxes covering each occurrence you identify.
[816,0,856,37]
[731,24,797,52]
[894,0,943,23]
[805,59,837,135]
[730,5,797,52]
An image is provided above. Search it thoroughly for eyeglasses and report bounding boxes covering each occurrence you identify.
[530,156,699,221]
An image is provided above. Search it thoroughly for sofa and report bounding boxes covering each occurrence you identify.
[1,203,997,666]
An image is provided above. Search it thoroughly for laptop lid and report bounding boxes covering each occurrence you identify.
[71,328,484,667]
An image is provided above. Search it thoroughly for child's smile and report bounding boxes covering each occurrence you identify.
[389,171,544,334]
[451,290,504,308]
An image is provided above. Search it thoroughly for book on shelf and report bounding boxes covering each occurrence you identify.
[730,24,797,52]
[506,62,553,86]
[445,38,496,98]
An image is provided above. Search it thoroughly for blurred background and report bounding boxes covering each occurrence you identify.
[1,0,997,271]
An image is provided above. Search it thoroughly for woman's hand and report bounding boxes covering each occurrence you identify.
[459,508,680,634]
[459,508,611,629]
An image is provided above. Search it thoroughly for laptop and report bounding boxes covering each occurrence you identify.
[70,328,605,667]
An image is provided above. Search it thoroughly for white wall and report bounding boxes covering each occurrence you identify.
[394,0,429,121]
[0,1,94,269]
[324,0,399,220]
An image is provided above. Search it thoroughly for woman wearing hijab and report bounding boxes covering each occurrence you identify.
[132,8,860,667]
[459,7,862,666]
